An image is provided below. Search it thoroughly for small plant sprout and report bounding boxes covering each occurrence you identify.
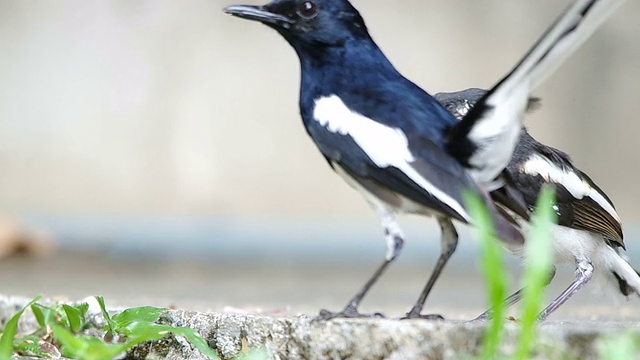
[466,185,557,359]
[0,296,221,360]
[515,186,556,360]
[465,191,508,359]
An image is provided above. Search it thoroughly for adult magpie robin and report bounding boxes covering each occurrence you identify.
[223,0,624,320]
[436,88,640,320]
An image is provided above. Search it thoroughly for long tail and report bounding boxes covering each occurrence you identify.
[602,247,640,297]
[446,0,625,191]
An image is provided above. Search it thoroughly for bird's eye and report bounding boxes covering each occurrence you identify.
[297,1,318,19]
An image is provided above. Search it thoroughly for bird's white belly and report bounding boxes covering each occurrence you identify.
[549,225,601,263]
[514,220,602,264]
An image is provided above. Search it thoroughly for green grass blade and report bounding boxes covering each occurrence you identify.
[53,324,127,360]
[13,335,59,358]
[13,336,43,357]
[125,322,218,359]
[170,326,219,359]
[95,296,116,335]
[97,321,218,359]
[77,302,89,323]
[30,304,47,330]
[112,306,166,332]
[85,302,217,359]
[464,191,508,359]
[0,296,41,359]
[515,185,556,359]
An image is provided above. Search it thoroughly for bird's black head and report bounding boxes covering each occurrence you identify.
[434,88,488,121]
[435,88,543,121]
[224,0,369,50]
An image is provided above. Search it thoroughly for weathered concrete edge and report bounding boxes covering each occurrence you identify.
[139,310,640,360]
[2,295,639,360]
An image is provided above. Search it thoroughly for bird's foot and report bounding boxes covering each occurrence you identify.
[401,309,445,321]
[469,314,490,323]
[468,311,492,323]
[314,306,385,321]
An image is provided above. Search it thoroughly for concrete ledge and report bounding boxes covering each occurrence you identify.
[142,310,639,359]
[1,296,639,359]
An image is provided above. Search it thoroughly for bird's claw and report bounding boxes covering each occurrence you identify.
[401,311,445,321]
[469,311,492,322]
[314,307,385,321]
[469,316,489,323]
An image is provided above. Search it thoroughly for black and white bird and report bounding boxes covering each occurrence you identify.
[436,88,640,320]
[223,0,625,320]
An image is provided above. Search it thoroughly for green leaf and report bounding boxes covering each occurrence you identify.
[123,323,171,343]
[170,326,219,359]
[63,304,86,333]
[98,298,217,359]
[13,335,60,358]
[3,296,218,360]
[13,336,43,357]
[31,304,47,329]
[464,191,508,359]
[120,322,217,359]
[55,320,219,360]
[0,296,41,359]
[112,306,166,332]
[77,302,89,320]
[53,324,127,360]
[515,185,556,360]
[95,296,116,335]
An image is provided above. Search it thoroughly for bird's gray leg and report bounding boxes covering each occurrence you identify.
[537,259,593,321]
[316,204,403,321]
[403,216,457,320]
[473,266,557,321]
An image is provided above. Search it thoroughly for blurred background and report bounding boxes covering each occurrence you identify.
[0,0,639,320]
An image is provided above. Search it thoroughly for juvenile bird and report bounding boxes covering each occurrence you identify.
[436,88,640,320]
[223,0,625,320]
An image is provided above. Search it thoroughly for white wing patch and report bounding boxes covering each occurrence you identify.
[313,95,471,221]
[521,154,621,222]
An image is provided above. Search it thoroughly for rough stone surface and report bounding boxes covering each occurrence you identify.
[144,312,639,360]
[2,295,640,359]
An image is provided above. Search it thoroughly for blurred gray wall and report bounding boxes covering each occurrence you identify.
[0,0,638,221]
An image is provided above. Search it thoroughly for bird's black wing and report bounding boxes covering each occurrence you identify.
[435,87,622,245]
[540,144,623,245]
[507,139,624,248]
[489,171,531,221]
[306,119,471,223]
[306,93,524,245]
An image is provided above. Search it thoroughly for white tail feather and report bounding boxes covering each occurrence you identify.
[500,0,626,94]
[527,0,626,89]
[458,0,626,189]
[597,246,640,297]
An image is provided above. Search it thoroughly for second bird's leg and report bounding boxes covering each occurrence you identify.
[473,266,557,321]
[316,205,404,320]
[537,259,593,321]
[403,216,458,320]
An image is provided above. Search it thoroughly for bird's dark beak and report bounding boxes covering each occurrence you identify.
[224,5,295,28]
